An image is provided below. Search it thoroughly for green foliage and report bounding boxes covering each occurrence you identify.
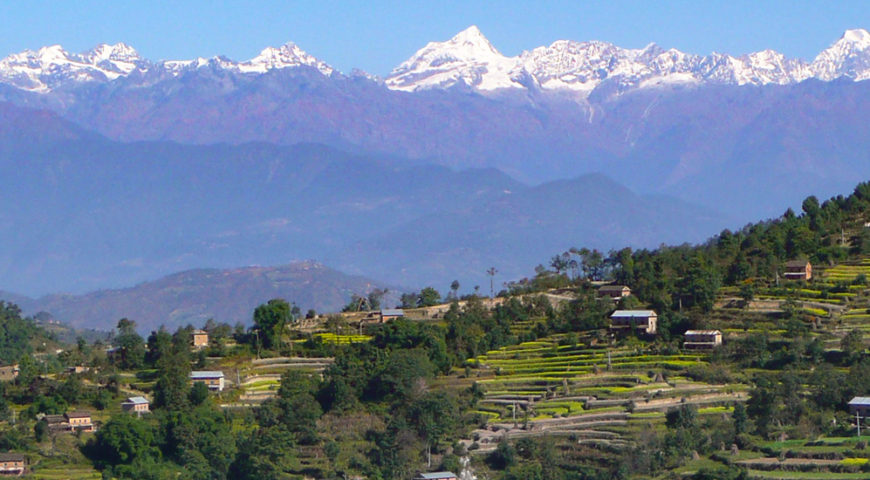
[418,287,442,307]
[230,426,300,480]
[373,348,435,402]
[0,301,41,364]
[841,328,865,363]
[690,466,748,480]
[487,438,516,470]
[90,414,157,466]
[33,419,47,442]
[189,381,209,406]
[257,370,323,445]
[664,404,705,460]
[252,299,294,350]
[115,318,146,369]
[732,402,747,435]
[152,328,192,411]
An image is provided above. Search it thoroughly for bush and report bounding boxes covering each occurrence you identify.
[487,439,516,470]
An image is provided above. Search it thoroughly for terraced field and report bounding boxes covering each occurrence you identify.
[222,356,334,406]
[312,333,371,344]
[824,259,870,283]
[459,335,747,453]
[30,467,102,479]
[735,436,870,480]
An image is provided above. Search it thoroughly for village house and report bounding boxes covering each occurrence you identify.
[379,308,405,323]
[66,366,90,374]
[849,397,870,418]
[42,411,95,433]
[783,260,812,281]
[610,310,657,335]
[192,329,209,348]
[43,414,67,432]
[0,364,19,382]
[597,285,631,299]
[121,396,150,416]
[66,411,95,432]
[0,453,25,476]
[190,371,225,391]
[683,330,723,350]
[414,472,458,480]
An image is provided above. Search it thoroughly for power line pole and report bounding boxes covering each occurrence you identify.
[487,267,498,299]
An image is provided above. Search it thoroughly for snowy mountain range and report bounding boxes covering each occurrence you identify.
[2,26,869,97]
[386,26,869,94]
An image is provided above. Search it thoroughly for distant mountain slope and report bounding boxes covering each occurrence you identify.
[0,32,868,222]
[0,109,730,298]
[342,174,727,288]
[17,262,387,333]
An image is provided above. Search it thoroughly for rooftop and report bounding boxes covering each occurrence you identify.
[611,310,656,317]
[849,396,870,405]
[124,396,149,405]
[417,473,457,480]
[599,285,629,291]
[190,371,224,379]
[685,330,721,335]
[785,260,810,268]
[0,452,24,462]
[381,309,405,316]
[66,411,91,418]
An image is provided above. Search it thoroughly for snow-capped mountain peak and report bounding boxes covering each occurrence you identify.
[2,28,870,96]
[239,42,334,76]
[0,39,335,92]
[842,28,870,46]
[812,28,870,80]
[447,25,500,55]
[386,25,523,91]
[84,43,140,62]
[0,43,149,91]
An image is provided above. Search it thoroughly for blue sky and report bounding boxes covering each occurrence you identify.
[1,0,868,75]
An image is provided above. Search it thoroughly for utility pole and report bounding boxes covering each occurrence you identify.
[487,267,498,299]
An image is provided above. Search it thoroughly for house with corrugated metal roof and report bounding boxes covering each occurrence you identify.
[414,472,457,480]
[849,396,870,418]
[190,371,225,391]
[683,330,723,349]
[609,310,657,335]
[379,309,405,323]
[121,396,150,416]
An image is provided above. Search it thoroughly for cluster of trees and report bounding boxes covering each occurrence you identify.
[515,183,870,317]
[0,301,46,364]
[87,324,237,479]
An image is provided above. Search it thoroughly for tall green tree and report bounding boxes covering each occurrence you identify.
[252,299,293,350]
[115,318,146,370]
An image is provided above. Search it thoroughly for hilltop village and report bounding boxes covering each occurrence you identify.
[2,184,870,479]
